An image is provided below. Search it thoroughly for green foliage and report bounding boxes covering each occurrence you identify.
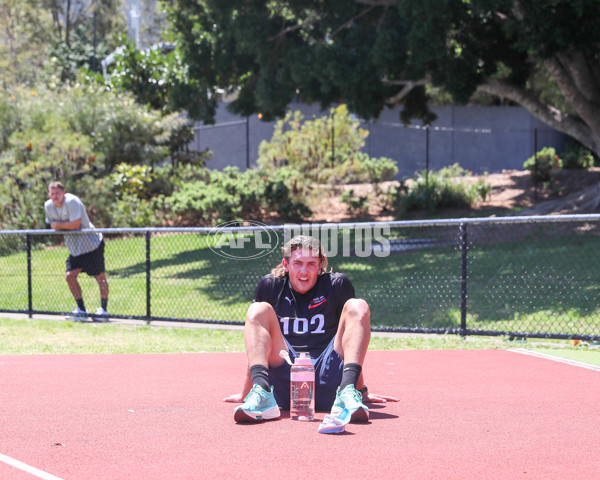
[113,193,172,228]
[257,105,396,206]
[0,82,202,230]
[165,0,600,157]
[0,90,19,151]
[0,0,55,85]
[258,105,367,176]
[66,81,171,172]
[361,155,399,190]
[46,0,128,82]
[165,0,433,123]
[340,189,369,216]
[49,25,110,83]
[262,180,312,223]
[0,177,47,230]
[391,164,491,216]
[475,180,493,203]
[1,81,188,173]
[166,167,311,225]
[111,163,153,198]
[103,38,186,113]
[523,147,560,182]
[72,175,117,228]
[0,0,127,86]
[560,141,596,169]
[165,121,212,170]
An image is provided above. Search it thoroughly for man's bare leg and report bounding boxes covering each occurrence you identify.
[65,268,87,318]
[334,298,371,370]
[95,272,109,302]
[66,269,83,301]
[234,302,287,422]
[244,302,288,369]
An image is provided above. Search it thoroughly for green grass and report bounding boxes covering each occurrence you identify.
[532,347,600,367]
[1,225,600,337]
[0,317,246,354]
[2,317,600,362]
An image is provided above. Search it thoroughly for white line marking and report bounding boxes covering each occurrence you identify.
[509,348,600,372]
[0,453,65,480]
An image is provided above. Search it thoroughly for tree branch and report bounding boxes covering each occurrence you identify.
[477,78,596,150]
[555,52,599,102]
[268,15,318,42]
[269,1,390,42]
[331,6,375,37]
[546,54,600,132]
[383,78,429,104]
[355,0,397,6]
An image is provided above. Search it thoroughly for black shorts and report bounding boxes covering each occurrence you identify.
[66,240,106,277]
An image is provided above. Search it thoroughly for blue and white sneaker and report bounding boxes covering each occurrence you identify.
[318,408,352,434]
[93,307,110,322]
[69,307,88,322]
[234,384,280,423]
[330,384,369,422]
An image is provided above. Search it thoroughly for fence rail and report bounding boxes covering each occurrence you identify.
[1,215,599,341]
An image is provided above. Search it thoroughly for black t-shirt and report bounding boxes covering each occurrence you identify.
[253,272,356,358]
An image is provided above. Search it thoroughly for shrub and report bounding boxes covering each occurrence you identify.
[560,142,596,169]
[475,180,493,202]
[340,189,370,216]
[111,163,154,198]
[263,180,312,223]
[257,105,368,182]
[257,105,396,209]
[523,147,560,181]
[0,177,47,230]
[0,82,199,229]
[362,156,399,187]
[166,167,311,225]
[392,165,487,216]
[0,92,19,152]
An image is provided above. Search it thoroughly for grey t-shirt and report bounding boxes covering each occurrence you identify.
[44,193,102,256]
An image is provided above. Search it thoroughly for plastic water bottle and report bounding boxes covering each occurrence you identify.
[290,352,315,421]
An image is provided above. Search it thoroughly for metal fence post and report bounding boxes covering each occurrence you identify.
[26,233,32,318]
[534,128,538,202]
[145,230,151,325]
[460,222,468,336]
[245,116,250,169]
[425,126,430,188]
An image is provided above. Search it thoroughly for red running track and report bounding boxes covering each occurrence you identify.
[0,350,599,480]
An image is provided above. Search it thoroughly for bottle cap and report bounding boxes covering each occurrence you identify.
[294,352,312,365]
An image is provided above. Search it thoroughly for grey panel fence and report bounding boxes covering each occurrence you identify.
[1,215,599,341]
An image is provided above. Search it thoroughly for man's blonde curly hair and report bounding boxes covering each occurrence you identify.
[271,235,330,277]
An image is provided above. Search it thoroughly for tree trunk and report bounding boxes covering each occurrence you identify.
[65,0,71,47]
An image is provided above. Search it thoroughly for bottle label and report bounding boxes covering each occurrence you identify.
[290,371,315,382]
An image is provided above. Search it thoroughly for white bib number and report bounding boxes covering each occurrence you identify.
[280,314,325,335]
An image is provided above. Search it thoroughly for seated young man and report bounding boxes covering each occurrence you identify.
[223,235,397,422]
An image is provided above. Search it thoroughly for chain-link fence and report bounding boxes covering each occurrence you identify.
[1,215,599,340]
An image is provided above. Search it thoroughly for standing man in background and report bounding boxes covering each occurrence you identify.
[45,181,109,321]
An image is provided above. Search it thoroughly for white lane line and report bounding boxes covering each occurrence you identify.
[509,348,600,372]
[0,453,65,480]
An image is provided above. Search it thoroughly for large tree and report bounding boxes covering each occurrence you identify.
[0,0,55,84]
[165,0,600,158]
[0,0,127,85]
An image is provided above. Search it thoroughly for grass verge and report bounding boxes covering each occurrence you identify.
[1,317,599,363]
